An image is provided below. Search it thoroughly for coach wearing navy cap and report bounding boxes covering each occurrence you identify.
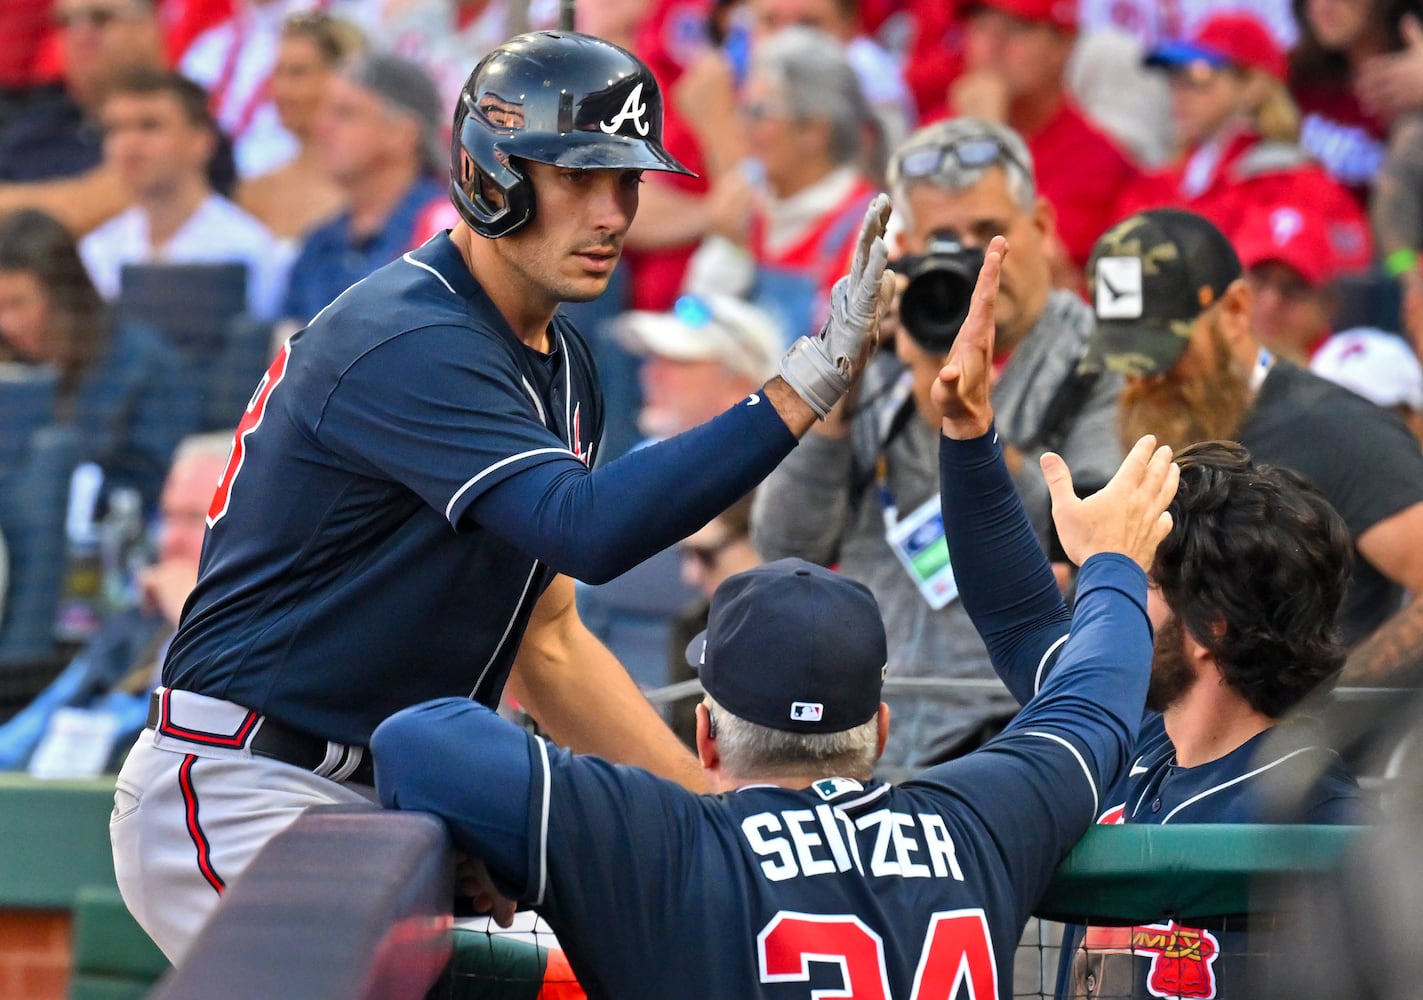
[371,244,1178,999]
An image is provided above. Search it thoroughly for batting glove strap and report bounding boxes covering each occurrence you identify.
[779,331,850,420]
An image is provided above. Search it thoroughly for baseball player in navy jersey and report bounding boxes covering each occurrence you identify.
[109,29,897,962]
[930,241,1366,1000]
[370,240,1180,999]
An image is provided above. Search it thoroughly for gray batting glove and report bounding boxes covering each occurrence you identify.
[779,193,894,419]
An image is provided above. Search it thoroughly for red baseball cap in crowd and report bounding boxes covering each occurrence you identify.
[1234,205,1344,288]
[965,0,1078,33]
[1145,12,1286,81]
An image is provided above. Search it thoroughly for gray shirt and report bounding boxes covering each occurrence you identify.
[752,289,1121,778]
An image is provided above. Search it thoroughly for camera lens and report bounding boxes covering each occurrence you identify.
[900,269,975,354]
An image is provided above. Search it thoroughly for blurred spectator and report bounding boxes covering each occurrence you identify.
[1288,0,1412,204]
[578,294,781,687]
[278,52,444,328]
[897,0,963,123]
[589,0,752,312]
[0,0,164,183]
[684,27,878,344]
[749,0,916,153]
[1085,208,1423,683]
[948,0,1140,274]
[1312,327,1423,443]
[0,0,165,234]
[0,0,61,110]
[617,293,782,440]
[178,0,376,178]
[1356,11,1423,122]
[1077,0,1298,51]
[1123,11,1374,268]
[0,432,227,775]
[754,118,1124,777]
[1065,28,1173,168]
[666,492,762,743]
[79,69,289,321]
[1369,107,1423,327]
[0,208,200,510]
[1236,202,1361,364]
[385,0,556,121]
[236,12,366,243]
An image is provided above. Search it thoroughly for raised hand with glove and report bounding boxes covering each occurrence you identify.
[778,193,897,419]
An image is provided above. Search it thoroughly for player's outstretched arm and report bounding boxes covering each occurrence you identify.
[775,193,896,430]
[506,575,708,793]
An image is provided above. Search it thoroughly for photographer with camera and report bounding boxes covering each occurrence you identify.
[753,118,1124,779]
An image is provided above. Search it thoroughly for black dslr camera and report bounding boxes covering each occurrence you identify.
[897,231,985,354]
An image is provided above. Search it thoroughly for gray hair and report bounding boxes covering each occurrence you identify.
[888,118,1037,222]
[706,695,879,780]
[751,27,870,167]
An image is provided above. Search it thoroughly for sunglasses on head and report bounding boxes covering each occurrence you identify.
[895,135,1029,183]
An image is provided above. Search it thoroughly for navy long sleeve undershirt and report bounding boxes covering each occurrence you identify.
[471,394,798,583]
[939,427,1076,705]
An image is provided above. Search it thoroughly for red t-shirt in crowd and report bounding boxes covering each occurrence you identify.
[620,0,715,312]
[1024,101,1141,270]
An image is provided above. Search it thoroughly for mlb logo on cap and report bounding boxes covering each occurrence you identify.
[791,702,824,723]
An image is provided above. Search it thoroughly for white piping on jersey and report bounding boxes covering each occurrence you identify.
[1034,634,1069,695]
[401,251,457,296]
[445,448,569,523]
[836,783,892,813]
[1025,731,1099,820]
[559,332,572,448]
[1158,746,1317,824]
[533,737,552,906]
[520,376,547,426]
[470,560,543,696]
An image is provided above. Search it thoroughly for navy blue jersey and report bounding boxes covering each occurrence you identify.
[166,232,802,745]
[937,428,1365,1000]
[373,551,1155,999]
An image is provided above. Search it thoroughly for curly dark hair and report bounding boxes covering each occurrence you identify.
[1153,440,1353,718]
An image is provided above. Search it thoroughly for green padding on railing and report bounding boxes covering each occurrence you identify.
[430,927,549,1000]
[66,975,151,1000]
[1035,823,1362,924]
[71,886,168,980]
[0,774,118,907]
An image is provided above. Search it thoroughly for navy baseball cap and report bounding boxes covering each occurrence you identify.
[686,558,887,734]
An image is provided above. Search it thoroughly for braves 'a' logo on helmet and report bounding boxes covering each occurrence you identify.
[450,31,695,239]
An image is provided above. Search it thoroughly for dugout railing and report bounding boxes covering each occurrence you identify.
[147,805,1363,999]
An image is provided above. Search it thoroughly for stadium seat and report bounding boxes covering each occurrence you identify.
[0,368,80,667]
[116,262,273,432]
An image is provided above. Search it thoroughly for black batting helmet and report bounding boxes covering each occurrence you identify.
[451,30,695,238]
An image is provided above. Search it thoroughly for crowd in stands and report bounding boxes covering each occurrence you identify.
[0,0,1420,855]
[0,0,1420,995]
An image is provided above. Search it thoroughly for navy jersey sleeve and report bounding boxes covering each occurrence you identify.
[939,427,1073,704]
[311,324,799,582]
[372,697,694,912]
[904,554,1152,922]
